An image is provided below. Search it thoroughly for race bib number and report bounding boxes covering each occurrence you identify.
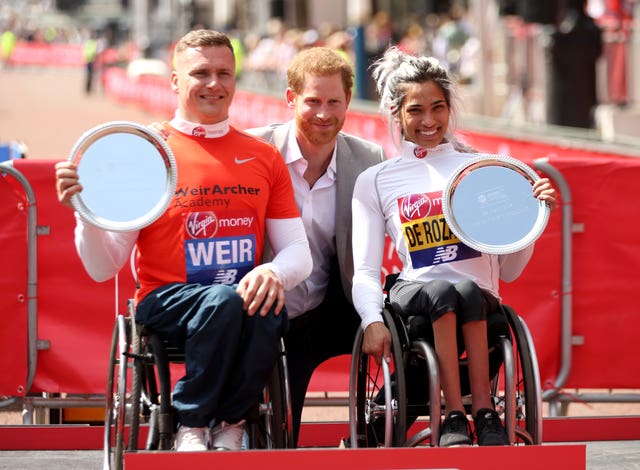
[184,210,257,285]
[398,191,480,268]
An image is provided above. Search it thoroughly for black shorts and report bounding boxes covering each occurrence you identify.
[388,278,501,355]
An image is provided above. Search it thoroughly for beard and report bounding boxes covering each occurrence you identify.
[296,114,345,146]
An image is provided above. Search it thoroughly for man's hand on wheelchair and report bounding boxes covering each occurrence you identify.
[236,265,285,318]
[363,322,392,366]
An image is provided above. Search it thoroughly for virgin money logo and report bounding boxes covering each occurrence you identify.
[192,126,206,137]
[400,194,432,220]
[186,212,218,238]
[414,147,428,159]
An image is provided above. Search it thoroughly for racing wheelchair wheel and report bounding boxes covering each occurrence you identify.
[349,306,407,447]
[501,305,542,445]
[104,313,142,470]
[249,338,294,449]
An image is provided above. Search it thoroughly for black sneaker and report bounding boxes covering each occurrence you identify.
[439,411,473,447]
[474,408,510,446]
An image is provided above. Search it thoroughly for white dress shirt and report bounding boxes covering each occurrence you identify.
[284,126,337,318]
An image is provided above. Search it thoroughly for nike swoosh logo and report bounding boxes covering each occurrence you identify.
[234,156,256,164]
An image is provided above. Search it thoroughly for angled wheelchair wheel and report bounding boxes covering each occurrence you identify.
[132,328,167,452]
[127,319,143,450]
[143,332,180,451]
[138,362,163,451]
[250,338,293,449]
[349,307,407,447]
[486,305,542,446]
[502,305,542,445]
[104,314,142,470]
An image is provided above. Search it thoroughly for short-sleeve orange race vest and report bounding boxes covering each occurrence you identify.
[134,126,299,303]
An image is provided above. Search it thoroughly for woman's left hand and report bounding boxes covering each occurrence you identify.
[533,178,557,211]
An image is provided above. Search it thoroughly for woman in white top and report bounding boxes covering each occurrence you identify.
[351,47,556,447]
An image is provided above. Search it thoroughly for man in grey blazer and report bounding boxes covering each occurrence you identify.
[247,47,385,446]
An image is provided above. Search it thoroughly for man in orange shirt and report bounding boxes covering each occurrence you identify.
[55,29,311,451]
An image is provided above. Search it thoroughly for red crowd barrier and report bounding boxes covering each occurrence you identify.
[7,41,134,69]
[8,41,84,67]
[0,160,135,395]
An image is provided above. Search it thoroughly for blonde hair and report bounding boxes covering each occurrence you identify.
[174,29,233,56]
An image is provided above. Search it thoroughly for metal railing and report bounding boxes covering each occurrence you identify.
[534,157,640,415]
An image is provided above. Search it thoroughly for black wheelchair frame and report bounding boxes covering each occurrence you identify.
[103,302,293,470]
[348,300,542,448]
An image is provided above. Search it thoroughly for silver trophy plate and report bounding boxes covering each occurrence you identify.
[442,155,550,255]
[69,121,177,232]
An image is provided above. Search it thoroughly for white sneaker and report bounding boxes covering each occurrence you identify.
[175,425,208,451]
[210,419,246,450]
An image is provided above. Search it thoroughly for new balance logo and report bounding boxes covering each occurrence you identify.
[433,245,458,264]
[214,269,238,285]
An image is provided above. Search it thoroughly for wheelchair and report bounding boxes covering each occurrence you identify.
[103,300,293,470]
[348,284,542,448]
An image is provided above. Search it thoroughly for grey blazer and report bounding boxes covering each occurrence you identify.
[247,122,385,302]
